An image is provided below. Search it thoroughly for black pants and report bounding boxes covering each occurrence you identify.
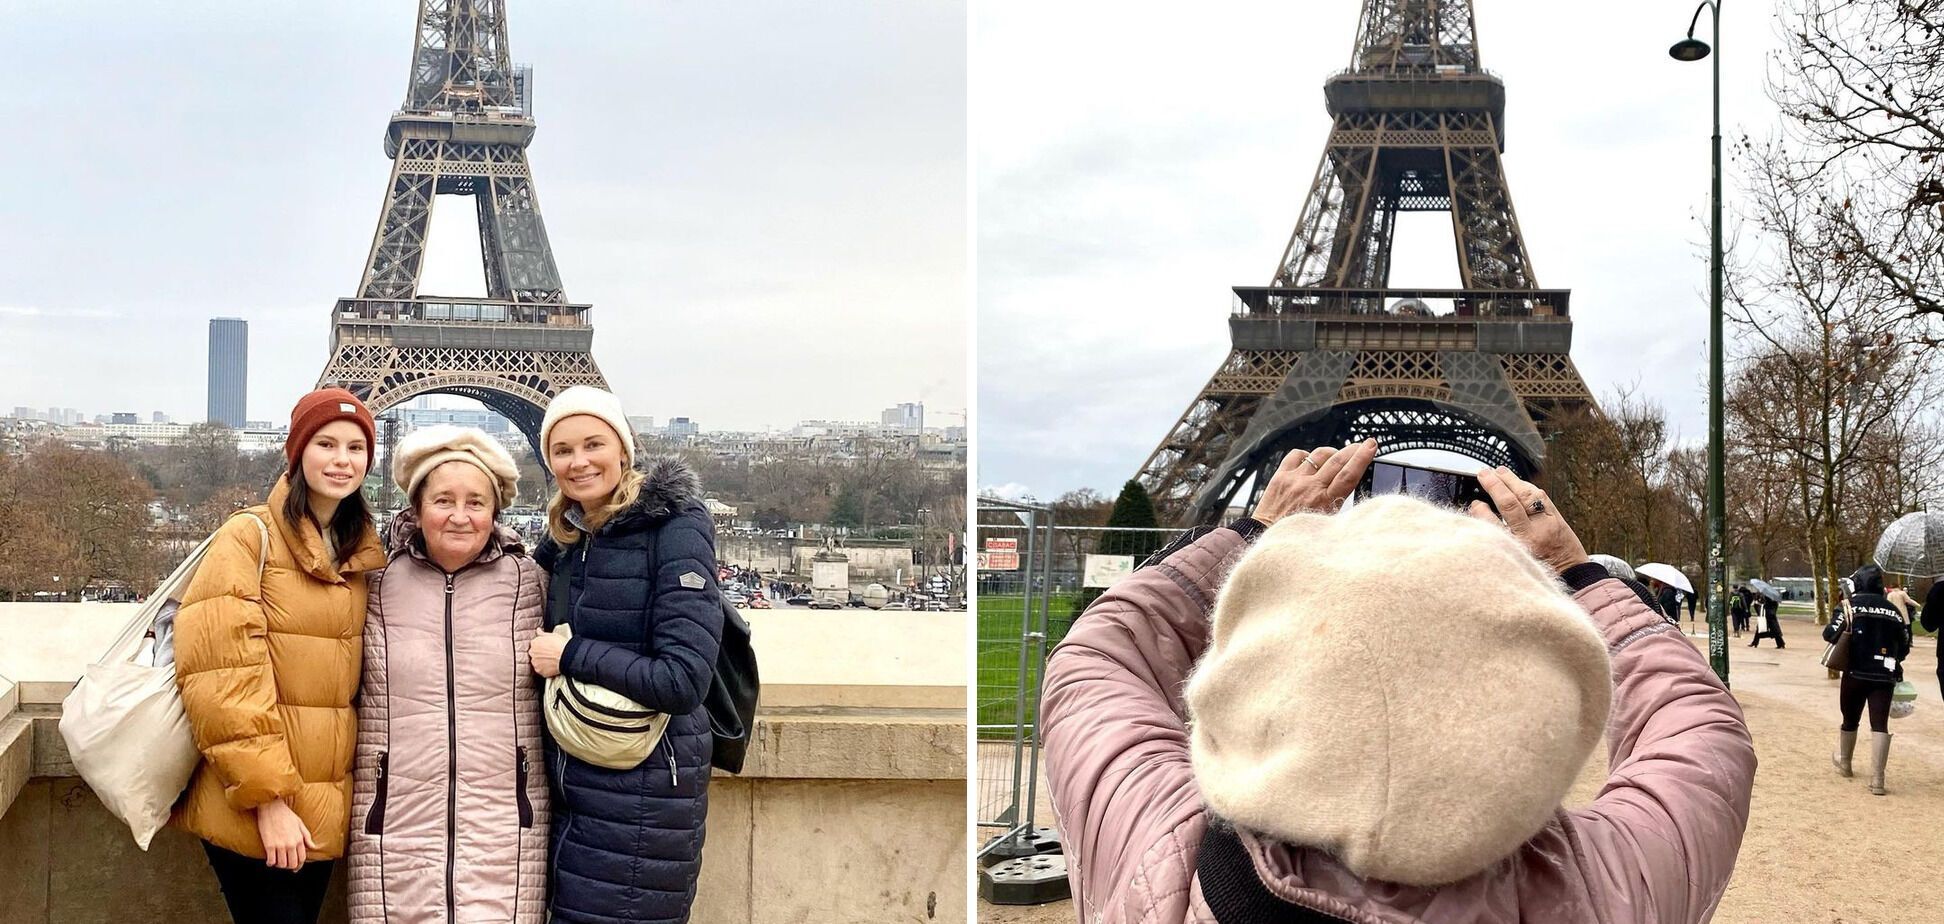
[1749,612,1785,646]
[1839,674,1895,734]
[203,842,334,924]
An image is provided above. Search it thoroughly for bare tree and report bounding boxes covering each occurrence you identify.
[1769,0,1944,336]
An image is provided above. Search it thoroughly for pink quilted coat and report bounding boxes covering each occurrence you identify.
[1041,527,1756,924]
[347,514,551,923]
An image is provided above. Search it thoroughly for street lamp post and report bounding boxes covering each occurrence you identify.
[1672,1,1729,685]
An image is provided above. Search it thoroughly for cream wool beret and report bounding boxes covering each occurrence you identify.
[541,386,636,470]
[392,424,520,508]
[1184,494,1611,887]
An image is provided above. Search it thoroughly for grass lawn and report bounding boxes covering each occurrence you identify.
[977,592,1083,737]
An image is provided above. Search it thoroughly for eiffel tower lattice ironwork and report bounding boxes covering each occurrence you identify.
[316,0,609,459]
[1134,0,1594,524]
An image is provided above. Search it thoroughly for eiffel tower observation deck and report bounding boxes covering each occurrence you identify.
[1135,0,1592,524]
[317,0,610,458]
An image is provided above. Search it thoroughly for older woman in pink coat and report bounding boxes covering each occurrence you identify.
[1042,442,1756,924]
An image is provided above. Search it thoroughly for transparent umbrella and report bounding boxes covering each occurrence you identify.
[1588,554,1635,581]
[1745,578,1783,602]
[1874,511,1944,578]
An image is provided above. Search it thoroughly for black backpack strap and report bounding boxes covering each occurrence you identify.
[1197,823,1359,924]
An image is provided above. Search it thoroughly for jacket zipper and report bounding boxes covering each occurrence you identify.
[364,751,389,834]
[664,735,678,787]
[443,572,458,924]
[516,746,533,828]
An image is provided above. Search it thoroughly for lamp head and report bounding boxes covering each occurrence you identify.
[1669,37,1712,62]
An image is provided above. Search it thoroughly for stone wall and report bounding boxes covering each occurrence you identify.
[0,605,967,924]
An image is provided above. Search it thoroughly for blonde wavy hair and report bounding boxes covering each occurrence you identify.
[546,466,646,546]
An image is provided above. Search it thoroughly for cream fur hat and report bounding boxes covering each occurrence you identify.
[541,386,635,469]
[392,424,520,508]
[1184,494,1611,886]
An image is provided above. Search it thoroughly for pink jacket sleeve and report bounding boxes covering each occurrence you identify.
[1565,579,1757,923]
[1041,528,1244,924]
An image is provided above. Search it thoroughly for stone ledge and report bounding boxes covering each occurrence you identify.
[20,703,966,784]
[734,707,964,781]
[0,712,29,828]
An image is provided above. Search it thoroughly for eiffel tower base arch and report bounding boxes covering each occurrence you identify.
[1188,397,1543,524]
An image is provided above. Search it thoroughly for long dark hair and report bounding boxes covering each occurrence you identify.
[283,463,373,566]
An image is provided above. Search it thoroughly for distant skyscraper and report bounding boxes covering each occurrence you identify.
[667,417,699,439]
[880,402,924,432]
[207,319,248,427]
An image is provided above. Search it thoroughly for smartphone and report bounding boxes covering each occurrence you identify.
[1353,457,1497,514]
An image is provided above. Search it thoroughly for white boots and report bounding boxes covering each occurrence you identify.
[1832,729,1856,778]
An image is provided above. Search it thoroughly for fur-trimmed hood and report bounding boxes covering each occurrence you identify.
[534,455,704,569]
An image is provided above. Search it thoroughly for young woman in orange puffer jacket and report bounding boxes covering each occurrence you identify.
[173,389,388,924]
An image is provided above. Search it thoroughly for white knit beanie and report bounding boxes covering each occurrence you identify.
[1184,494,1611,887]
[392,424,521,508]
[540,386,635,469]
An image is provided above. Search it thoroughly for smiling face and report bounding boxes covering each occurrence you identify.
[300,419,370,503]
[548,414,626,505]
[417,460,496,570]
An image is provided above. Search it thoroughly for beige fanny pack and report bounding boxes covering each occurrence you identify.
[543,625,670,770]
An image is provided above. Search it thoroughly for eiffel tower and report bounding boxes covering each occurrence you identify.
[1135,0,1593,524]
[316,0,610,459]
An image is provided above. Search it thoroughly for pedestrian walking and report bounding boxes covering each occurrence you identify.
[1653,581,1682,625]
[1729,585,1750,636]
[1749,593,1786,648]
[1041,442,1754,923]
[347,426,551,922]
[173,389,388,924]
[1826,565,1913,795]
[1923,579,1944,702]
[528,386,722,924]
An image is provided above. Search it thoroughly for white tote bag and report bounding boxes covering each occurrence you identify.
[58,513,268,850]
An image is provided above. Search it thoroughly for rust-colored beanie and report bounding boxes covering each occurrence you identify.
[285,388,376,467]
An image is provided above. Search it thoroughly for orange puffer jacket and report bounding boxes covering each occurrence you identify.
[171,475,387,860]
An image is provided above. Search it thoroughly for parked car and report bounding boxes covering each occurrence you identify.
[922,601,947,611]
[786,594,813,607]
[881,601,909,611]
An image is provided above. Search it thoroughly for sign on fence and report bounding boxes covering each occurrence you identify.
[1083,554,1135,588]
[981,537,1019,571]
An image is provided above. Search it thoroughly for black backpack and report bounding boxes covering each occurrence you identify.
[642,523,758,774]
[705,595,759,774]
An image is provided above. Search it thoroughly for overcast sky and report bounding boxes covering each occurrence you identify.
[976,0,1780,501]
[0,0,965,432]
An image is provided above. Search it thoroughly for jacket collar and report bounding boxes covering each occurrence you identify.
[534,455,701,570]
[268,474,387,582]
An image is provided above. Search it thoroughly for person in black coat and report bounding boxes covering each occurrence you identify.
[1729,585,1749,636]
[1748,592,1785,648]
[1922,579,1944,701]
[1652,581,1682,625]
[1824,565,1912,795]
[527,388,722,924]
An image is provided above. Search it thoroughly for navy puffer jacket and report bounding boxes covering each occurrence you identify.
[534,456,722,924]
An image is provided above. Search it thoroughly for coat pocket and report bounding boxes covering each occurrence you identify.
[364,751,390,835]
[516,746,534,828]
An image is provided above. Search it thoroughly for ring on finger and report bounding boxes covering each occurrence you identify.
[1527,498,1546,515]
